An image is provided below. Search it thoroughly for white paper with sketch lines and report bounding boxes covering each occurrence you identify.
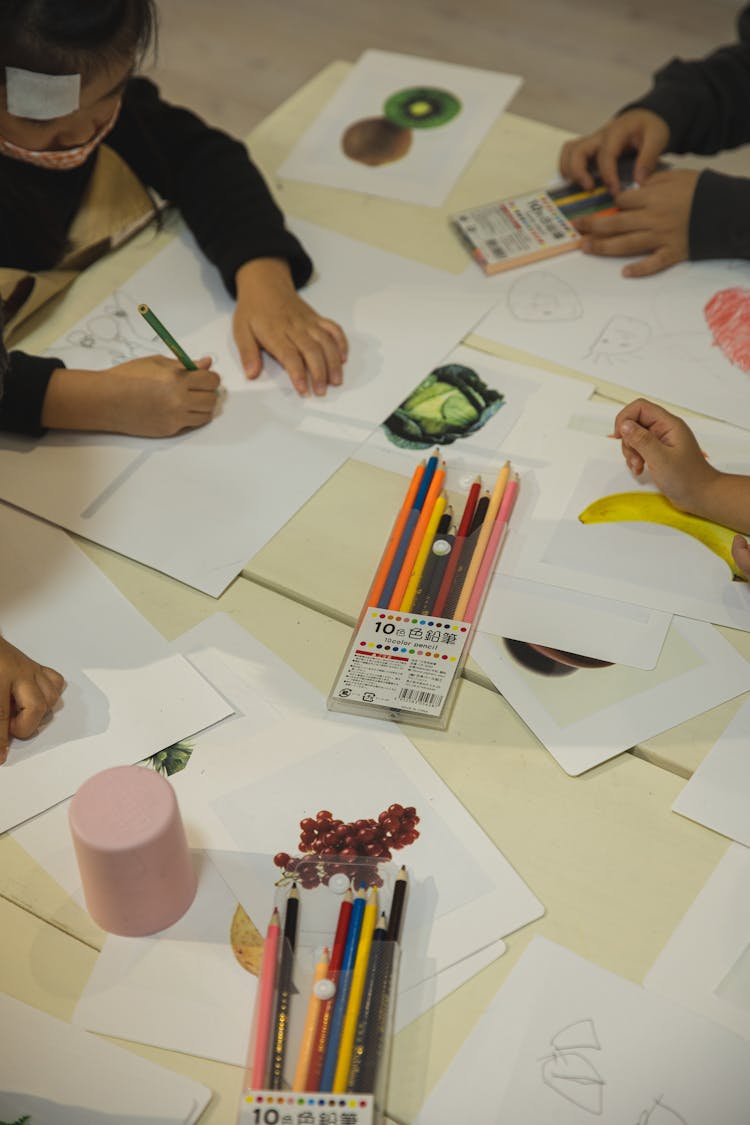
[500,937,750,1124]
[0,506,231,831]
[0,220,494,595]
[472,618,750,776]
[496,405,750,630]
[0,994,211,1125]
[278,49,521,205]
[473,252,750,429]
[672,694,750,846]
[646,843,750,1043]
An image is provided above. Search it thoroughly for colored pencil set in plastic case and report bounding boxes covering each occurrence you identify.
[238,857,406,1125]
[327,448,519,729]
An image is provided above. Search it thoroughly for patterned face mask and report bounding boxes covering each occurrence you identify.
[0,100,120,170]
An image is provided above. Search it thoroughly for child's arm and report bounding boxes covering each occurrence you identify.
[233,258,347,398]
[0,637,65,764]
[39,355,221,436]
[559,14,750,277]
[111,78,347,396]
[613,398,750,578]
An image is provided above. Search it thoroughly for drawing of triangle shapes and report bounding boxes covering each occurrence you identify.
[551,1018,601,1051]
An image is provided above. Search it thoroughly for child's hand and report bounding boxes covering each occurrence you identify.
[559,109,670,193]
[613,398,717,511]
[233,258,348,397]
[575,169,699,277]
[42,356,222,437]
[0,638,65,763]
[732,535,750,580]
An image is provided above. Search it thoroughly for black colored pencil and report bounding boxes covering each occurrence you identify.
[269,883,299,1089]
[412,509,453,615]
[351,867,408,1094]
[347,912,388,1091]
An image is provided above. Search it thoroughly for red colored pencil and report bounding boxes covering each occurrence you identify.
[432,477,481,617]
[305,888,353,1091]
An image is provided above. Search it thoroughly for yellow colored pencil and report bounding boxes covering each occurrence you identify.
[332,886,378,1093]
[453,460,510,621]
[553,184,610,207]
[399,494,447,612]
[292,947,330,1091]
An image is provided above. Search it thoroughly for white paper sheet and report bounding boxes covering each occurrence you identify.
[473,252,750,430]
[0,994,211,1125]
[0,506,232,831]
[672,694,750,845]
[17,613,530,1062]
[645,843,750,1042]
[166,712,543,997]
[278,49,521,206]
[497,403,750,630]
[419,936,750,1124]
[73,851,258,1065]
[0,221,494,595]
[471,617,750,775]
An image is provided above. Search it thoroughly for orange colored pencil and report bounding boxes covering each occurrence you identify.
[366,461,425,609]
[387,462,446,610]
[453,461,510,620]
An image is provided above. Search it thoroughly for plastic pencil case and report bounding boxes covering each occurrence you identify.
[238,858,402,1125]
[327,601,478,730]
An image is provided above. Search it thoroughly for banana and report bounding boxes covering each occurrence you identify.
[578,492,747,581]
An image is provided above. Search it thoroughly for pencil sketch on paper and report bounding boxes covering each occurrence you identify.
[585,315,651,364]
[539,1018,605,1114]
[53,290,157,366]
[636,1094,688,1125]
[508,271,583,322]
[704,287,750,375]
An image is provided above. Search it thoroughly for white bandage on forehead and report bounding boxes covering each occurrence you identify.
[5,67,81,120]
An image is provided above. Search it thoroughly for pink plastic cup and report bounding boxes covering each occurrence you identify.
[69,764,197,936]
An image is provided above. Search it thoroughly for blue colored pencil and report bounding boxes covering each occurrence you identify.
[379,448,439,605]
[319,885,367,1091]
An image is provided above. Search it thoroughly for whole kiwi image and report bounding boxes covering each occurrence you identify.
[341,117,412,166]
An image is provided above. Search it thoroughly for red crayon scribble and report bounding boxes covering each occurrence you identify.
[704,287,750,374]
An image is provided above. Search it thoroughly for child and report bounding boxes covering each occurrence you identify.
[559,6,750,278]
[0,0,347,438]
[0,307,64,763]
[614,397,750,581]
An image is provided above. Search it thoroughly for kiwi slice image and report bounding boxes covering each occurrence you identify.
[383,86,462,129]
[341,116,412,166]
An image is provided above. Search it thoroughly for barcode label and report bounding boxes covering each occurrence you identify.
[398,687,444,708]
[485,237,507,259]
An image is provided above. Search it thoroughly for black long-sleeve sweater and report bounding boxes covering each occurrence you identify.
[0,76,312,435]
[626,5,750,263]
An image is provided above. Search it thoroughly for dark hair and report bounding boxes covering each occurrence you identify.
[0,0,158,82]
[0,298,6,402]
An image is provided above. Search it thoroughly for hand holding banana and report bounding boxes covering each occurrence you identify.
[577,399,750,581]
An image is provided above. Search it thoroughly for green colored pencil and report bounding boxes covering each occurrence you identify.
[137,303,197,370]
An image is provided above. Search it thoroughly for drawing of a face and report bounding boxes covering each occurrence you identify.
[508,272,583,322]
[503,638,612,676]
[587,315,651,362]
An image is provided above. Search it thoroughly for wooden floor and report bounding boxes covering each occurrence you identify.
[147,0,749,178]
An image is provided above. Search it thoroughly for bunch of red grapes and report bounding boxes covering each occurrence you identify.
[273,803,420,889]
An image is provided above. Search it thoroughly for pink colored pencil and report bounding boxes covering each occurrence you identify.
[463,475,519,623]
[249,907,281,1088]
